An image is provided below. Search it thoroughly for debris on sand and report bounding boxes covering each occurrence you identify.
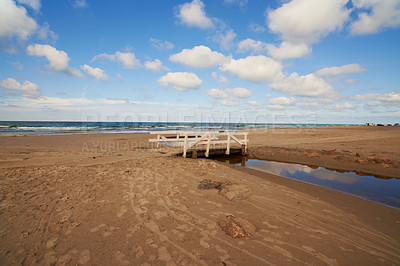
[197,179,222,190]
[218,215,256,238]
[197,180,252,201]
[218,183,252,201]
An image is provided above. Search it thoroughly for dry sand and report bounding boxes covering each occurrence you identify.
[0,126,399,265]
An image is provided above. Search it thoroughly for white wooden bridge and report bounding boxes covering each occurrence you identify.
[149,131,248,158]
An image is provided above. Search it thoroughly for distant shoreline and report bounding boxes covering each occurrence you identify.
[0,121,364,136]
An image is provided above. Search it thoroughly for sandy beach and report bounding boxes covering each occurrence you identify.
[0,126,399,265]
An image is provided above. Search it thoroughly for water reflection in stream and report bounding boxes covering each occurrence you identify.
[213,155,400,209]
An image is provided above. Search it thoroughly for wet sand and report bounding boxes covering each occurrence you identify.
[0,126,399,265]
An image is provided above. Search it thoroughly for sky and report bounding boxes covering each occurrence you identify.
[0,0,399,124]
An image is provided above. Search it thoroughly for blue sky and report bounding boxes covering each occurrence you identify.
[0,0,399,124]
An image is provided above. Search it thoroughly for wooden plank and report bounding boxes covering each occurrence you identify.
[183,133,188,158]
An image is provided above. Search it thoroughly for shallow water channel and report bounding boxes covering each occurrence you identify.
[212,155,400,209]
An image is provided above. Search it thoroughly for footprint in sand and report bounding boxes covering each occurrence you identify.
[78,249,90,264]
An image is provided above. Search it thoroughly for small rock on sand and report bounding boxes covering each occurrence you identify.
[197,179,222,190]
[218,215,256,238]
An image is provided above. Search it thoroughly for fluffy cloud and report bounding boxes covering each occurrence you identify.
[81,64,109,81]
[149,38,174,50]
[270,72,334,97]
[206,88,229,99]
[350,0,400,35]
[316,64,365,76]
[227,87,251,98]
[267,0,350,44]
[248,101,262,107]
[158,72,202,91]
[144,59,169,72]
[268,96,296,105]
[221,99,238,106]
[0,78,41,98]
[0,0,38,40]
[324,102,354,110]
[266,41,311,61]
[91,51,141,69]
[26,44,83,77]
[220,55,283,83]
[267,96,297,110]
[349,92,400,102]
[237,39,268,54]
[207,87,251,99]
[177,0,214,29]
[169,45,230,68]
[206,87,251,108]
[213,29,237,51]
[16,0,41,11]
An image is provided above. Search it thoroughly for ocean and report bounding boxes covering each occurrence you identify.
[0,121,361,136]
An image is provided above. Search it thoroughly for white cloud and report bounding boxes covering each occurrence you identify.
[149,38,174,50]
[211,72,228,83]
[158,72,202,91]
[266,41,311,60]
[144,59,169,72]
[316,64,365,76]
[227,87,251,98]
[117,73,123,82]
[73,0,88,8]
[169,45,230,68]
[221,99,238,106]
[350,0,400,35]
[249,23,267,33]
[237,38,268,54]
[349,92,400,102]
[267,104,286,110]
[248,101,262,107]
[324,102,354,110]
[268,96,296,105]
[267,0,350,44]
[213,29,237,51]
[115,51,140,69]
[91,51,141,69]
[31,96,94,106]
[26,44,83,77]
[16,0,40,11]
[206,88,229,99]
[0,78,41,98]
[177,0,214,29]
[220,55,284,83]
[0,0,38,40]
[206,87,251,100]
[365,101,381,107]
[270,72,334,97]
[81,64,109,81]
[37,22,58,42]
